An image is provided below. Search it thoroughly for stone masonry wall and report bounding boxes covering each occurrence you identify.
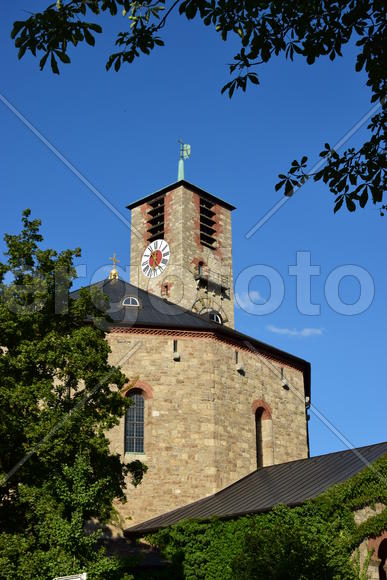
[107,329,308,528]
[211,338,308,490]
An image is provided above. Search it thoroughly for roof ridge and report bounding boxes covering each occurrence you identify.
[126,179,236,211]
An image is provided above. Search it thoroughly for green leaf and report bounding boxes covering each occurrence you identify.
[11,21,24,40]
[284,180,294,196]
[17,45,27,60]
[88,23,103,33]
[359,188,368,208]
[345,196,356,212]
[50,52,59,74]
[275,180,285,192]
[39,52,49,71]
[248,73,259,85]
[114,56,121,72]
[334,195,344,213]
[349,173,357,186]
[55,51,70,64]
[336,177,347,192]
[84,29,95,46]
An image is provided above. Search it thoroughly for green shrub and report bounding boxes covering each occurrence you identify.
[148,455,387,579]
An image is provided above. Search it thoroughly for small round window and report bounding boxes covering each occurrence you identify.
[209,311,222,324]
[122,296,140,307]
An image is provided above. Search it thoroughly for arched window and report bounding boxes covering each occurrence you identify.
[252,400,274,468]
[125,389,144,453]
[122,296,140,307]
[255,408,264,468]
[209,311,222,324]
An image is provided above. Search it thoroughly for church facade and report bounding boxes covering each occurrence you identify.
[87,180,311,528]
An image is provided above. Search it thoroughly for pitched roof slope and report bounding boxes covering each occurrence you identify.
[125,441,387,535]
[71,278,219,329]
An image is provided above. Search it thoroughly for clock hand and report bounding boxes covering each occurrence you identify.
[149,252,155,268]
[152,253,158,269]
[151,250,160,268]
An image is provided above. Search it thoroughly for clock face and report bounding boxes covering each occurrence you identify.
[141,239,170,278]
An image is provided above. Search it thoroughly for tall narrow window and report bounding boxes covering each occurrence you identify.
[125,389,144,453]
[255,408,264,468]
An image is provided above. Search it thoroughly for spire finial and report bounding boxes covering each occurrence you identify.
[178,139,191,181]
[109,252,120,280]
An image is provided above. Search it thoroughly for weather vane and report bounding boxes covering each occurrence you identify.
[108,252,120,280]
[178,138,191,181]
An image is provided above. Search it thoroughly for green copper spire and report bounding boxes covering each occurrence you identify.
[178,139,191,180]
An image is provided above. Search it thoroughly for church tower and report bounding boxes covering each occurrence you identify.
[128,180,235,327]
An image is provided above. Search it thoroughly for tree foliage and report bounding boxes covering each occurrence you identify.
[11,1,386,215]
[0,210,145,579]
[148,454,387,579]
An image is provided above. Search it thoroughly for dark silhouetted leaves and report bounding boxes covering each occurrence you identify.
[10,1,386,215]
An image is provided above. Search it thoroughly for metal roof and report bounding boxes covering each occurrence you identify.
[126,180,236,211]
[70,278,310,396]
[125,441,387,535]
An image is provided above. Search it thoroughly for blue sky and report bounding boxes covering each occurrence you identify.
[1,2,385,457]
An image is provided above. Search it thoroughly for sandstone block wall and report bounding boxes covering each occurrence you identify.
[107,329,309,528]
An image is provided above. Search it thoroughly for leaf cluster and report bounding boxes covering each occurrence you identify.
[275,111,386,215]
[0,210,146,579]
[11,1,386,214]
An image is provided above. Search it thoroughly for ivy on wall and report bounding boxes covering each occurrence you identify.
[146,455,387,579]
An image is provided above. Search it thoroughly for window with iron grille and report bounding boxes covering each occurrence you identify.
[199,198,217,248]
[147,195,165,243]
[125,390,144,453]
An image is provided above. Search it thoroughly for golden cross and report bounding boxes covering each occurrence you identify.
[109,253,120,268]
